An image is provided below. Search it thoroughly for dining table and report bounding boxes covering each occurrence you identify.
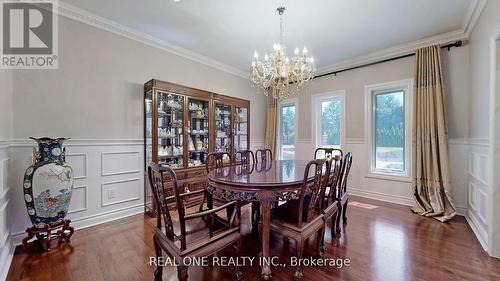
[207,159,318,280]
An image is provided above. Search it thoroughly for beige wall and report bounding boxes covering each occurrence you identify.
[0,69,13,140]
[294,46,469,141]
[11,16,266,141]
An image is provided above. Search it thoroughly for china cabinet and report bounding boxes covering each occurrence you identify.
[143,79,250,216]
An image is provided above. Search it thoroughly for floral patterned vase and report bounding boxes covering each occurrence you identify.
[23,137,73,229]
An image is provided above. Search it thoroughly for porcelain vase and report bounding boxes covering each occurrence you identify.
[23,137,74,229]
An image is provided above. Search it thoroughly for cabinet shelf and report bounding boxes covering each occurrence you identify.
[144,79,250,217]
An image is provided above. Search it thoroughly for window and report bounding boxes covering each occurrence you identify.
[366,80,412,177]
[312,91,345,149]
[278,99,297,160]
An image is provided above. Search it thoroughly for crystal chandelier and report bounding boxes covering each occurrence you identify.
[250,6,316,101]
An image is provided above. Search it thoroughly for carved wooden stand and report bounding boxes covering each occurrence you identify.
[22,219,74,251]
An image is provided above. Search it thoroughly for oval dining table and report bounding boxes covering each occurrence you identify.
[207,159,318,280]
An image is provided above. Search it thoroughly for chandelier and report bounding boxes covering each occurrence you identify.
[250,6,316,101]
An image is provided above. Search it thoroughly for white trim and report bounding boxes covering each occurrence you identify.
[311,90,346,150]
[68,185,88,214]
[11,204,145,246]
[277,98,298,160]
[56,2,248,79]
[365,79,413,179]
[349,188,413,206]
[52,1,484,83]
[66,153,88,180]
[365,173,412,183]
[487,27,500,257]
[463,0,488,36]
[466,210,489,251]
[0,236,14,281]
[10,139,143,147]
[101,178,141,207]
[317,0,485,76]
[100,151,141,176]
[346,138,365,144]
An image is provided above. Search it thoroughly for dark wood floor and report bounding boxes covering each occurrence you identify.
[7,196,500,281]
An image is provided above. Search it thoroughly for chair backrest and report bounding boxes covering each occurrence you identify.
[148,163,185,245]
[314,147,343,160]
[235,149,255,165]
[255,148,273,162]
[337,152,352,198]
[297,159,327,228]
[206,152,232,173]
[321,156,342,210]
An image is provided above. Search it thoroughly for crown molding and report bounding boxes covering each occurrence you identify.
[316,0,486,76]
[56,1,485,81]
[316,29,467,75]
[56,2,249,79]
[462,0,488,36]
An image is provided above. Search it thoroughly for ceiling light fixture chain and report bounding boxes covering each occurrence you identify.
[250,6,316,101]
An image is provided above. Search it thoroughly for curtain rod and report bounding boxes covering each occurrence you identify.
[314,40,463,79]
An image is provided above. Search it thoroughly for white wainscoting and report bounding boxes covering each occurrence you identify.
[464,138,490,250]
[8,139,144,245]
[0,141,13,281]
[293,138,470,215]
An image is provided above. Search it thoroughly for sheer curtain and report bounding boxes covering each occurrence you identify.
[264,94,278,157]
[411,45,457,222]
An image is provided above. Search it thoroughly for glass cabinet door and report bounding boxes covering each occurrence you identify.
[234,106,248,152]
[145,90,153,167]
[144,90,154,215]
[215,103,232,160]
[187,98,209,167]
[157,91,184,168]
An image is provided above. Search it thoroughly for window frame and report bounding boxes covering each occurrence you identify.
[311,90,346,150]
[365,79,413,181]
[277,97,298,160]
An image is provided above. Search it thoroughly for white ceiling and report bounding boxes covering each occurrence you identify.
[61,0,475,75]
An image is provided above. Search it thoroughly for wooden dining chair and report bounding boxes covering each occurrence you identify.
[235,149,255,165]
[255,148,273,162]
[335,152,353,234]
[206,152,232,172]
[148,163,242,281]
[268,159,327,280]
[314,147,343,160]
[321,156,342,240]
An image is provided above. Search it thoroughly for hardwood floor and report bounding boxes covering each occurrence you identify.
[7,196,500,281]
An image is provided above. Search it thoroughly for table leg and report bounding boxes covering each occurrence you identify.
[261,201,272,280]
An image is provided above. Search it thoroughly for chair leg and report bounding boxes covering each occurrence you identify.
[330,214,337,239]
[251,202,260,227]
[342,198,349,225]
[234,240,243,281]
[336,203,342,234]
[177,266,188,281]
[153,239,163,280]
[294,239,304,281]
[316,227,325,257]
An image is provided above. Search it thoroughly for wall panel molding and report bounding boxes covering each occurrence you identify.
[66,153,88,180]
[68,185,88,214]
[101,178,141,207]
[101,151,141,176]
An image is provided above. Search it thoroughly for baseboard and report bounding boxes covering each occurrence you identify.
[0,236,14,281]
[349,187,414,206]
[465,211,488,251]
[11,204,144,246]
